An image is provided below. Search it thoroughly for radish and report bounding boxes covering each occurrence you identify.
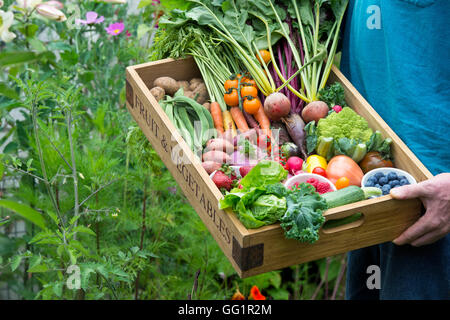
[287,156,303,174]
[263,92,291,121]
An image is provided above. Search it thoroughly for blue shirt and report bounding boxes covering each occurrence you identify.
[340,0,450,175]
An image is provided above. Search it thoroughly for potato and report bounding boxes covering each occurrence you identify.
[201,161,222,174]
[192,83,208,104]
[184,91,195,100]
[202,102,211,111]
[189,78,203,91]
[301,101,329,124]
[178,80,189,91]
[205,138,235,154]
[202,150,231,164]
[150,86,165,101]
[153,77,179,96]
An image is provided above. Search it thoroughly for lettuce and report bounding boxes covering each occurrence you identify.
[219,184,286,229]
[239,160,287,189]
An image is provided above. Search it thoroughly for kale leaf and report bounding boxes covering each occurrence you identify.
[279,183,327,244]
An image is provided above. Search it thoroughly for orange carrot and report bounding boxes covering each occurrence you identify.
[254,106,272,138]
[210,102,224,135]
[229,107,249,133]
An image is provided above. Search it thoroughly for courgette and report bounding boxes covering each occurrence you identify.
[322,186,382,209]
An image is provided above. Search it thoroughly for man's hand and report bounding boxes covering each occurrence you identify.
[390,173,450,247]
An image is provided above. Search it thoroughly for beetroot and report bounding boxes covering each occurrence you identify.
[263,92,291,121]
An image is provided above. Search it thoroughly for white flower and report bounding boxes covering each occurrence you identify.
[36,3,66,21]
[0,10,16,43]
[16,0,42,10]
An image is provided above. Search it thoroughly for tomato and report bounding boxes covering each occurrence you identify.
[243,97,262,115]
[312,167,327,178]
[244,79,257,87]
[359,151,394,174]
[326,155,364,187]
[241,85,258,98]
[256,49,271,64]
[335,177,350,190]
[224,79,238,91]
[224,89,239,107]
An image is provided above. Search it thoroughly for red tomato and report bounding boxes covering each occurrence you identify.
[312,167,327,178]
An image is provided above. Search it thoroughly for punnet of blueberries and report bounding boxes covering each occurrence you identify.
[365,171,410,195]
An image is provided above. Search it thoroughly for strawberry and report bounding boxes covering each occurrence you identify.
[220,164,237,181]
[239,165,254,178]
[212,171,233,191]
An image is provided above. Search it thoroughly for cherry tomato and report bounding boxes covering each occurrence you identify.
[256,49,271,64]
[243,97,262,115]
[335,177,350,190]
[224,79,238,91]
[224,89,239,107]
[312,167,327,178]
[244,79,257,87]
[241,85,258,98]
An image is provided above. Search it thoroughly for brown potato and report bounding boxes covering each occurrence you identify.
[153,77,179,96]
[178,80,189,91]
[150,86,165,101]
[202,102,211,111]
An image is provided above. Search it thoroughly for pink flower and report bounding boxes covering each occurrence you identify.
[105,22,124,36]
[125,30,131,37]
[76,11,104,25]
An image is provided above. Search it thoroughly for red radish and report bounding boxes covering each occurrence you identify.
[301,101,329,124]
[286,156,303,174]
[332,105,343,113]
[263,92,291,121]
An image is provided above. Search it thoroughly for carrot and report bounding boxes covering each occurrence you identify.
[254,106,272,138]
[210,102,224,135]
[222,110,237,137]
[229,107,249,133]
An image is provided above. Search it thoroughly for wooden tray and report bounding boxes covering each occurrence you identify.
[125,57,433,278]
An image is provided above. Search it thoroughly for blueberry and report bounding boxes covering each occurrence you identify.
[399,179,409,186]
[374,172,385,180]
[379,176,388,185]
[375,184,382,189]
[365,180,374,187]
[390,179,400,187]
[368,176,378,184]
[387,172,398,181]
[381,184,391,195]
[397,175,406,180]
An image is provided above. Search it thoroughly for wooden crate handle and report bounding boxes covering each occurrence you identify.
[320,195,423,235]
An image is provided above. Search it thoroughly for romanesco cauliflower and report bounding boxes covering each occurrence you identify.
[316,107,373,143]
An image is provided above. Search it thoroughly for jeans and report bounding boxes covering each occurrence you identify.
[345,234,450,300]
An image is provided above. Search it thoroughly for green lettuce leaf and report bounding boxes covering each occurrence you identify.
[239,160,287,189]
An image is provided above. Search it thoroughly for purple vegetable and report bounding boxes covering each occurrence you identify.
[271,121,292,145]
[282,113,307,160]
